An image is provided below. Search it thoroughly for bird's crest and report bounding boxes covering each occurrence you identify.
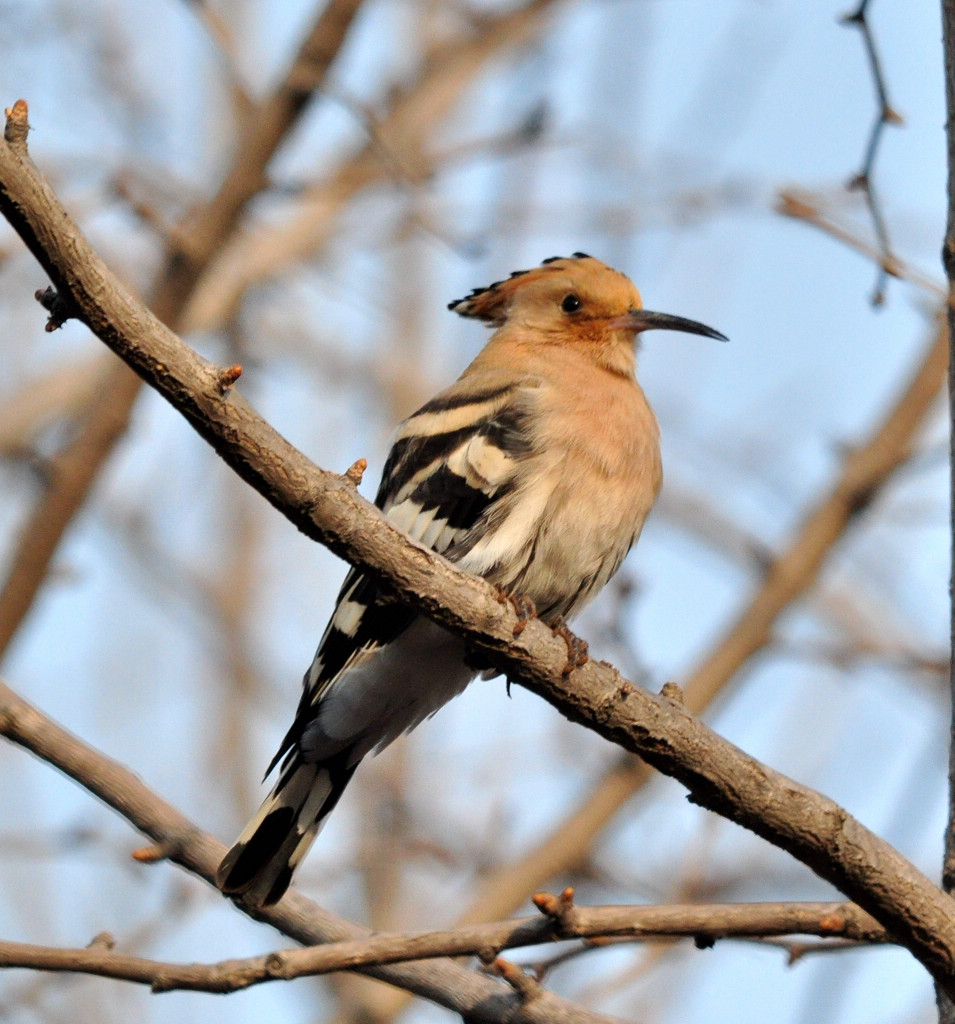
[449,252,601,325]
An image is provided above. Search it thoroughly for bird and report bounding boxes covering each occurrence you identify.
[216,253,726,906]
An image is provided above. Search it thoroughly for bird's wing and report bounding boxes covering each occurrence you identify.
[267,381,535,774]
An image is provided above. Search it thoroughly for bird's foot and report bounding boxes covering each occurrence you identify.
[551,618,589,678]
[498,590,537,637]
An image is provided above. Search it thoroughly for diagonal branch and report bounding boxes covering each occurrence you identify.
[2,111,955,997]
[180,0,557,333]
[777,189,941,298]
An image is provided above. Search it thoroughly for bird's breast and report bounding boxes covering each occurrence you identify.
[469,367,662,619]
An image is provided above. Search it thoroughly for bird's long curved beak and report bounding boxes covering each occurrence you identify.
[614,309,728,341]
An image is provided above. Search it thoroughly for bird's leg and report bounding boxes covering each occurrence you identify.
[498,590,537,637]
[550,618,589,678]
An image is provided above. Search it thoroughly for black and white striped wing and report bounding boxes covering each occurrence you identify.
[269,383,532,770]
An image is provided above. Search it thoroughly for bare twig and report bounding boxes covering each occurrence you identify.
[2,128,955,995]
[0,899,886,994]
[34,284,79,330]
[181,0,254,122]
[777,189,942,299]
[345,457,368,486]
[3,99,29,152]
[840,0,903,304]
[180,0,558,333]
[485,958,542,1002]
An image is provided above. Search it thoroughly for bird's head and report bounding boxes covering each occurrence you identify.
[449,253,726,376]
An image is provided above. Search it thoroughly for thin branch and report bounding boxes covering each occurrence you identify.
[166,0,365,304]
[775,936,878,964]
[2,117,955,996]
[777,189,943,299]
[180,0,254,123]
[840,0,903,304]
[0,900,888,994]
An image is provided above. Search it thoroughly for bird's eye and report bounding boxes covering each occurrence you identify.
[561,294,582,313]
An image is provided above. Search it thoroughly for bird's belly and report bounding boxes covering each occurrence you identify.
[499,440,655,619]
[521,497,639,618]
[300,617,474,763]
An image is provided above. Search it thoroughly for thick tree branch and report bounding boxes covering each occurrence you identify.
[0,900,886,994]
[2,110,955,996]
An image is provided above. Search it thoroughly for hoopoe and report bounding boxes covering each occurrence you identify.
[217,253,726,906]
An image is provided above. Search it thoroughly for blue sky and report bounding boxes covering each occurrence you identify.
[0,2,949,1022]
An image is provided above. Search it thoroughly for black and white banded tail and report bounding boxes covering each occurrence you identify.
[216,752,356,906]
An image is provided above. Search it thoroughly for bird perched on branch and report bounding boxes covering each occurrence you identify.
[217,253,726,906]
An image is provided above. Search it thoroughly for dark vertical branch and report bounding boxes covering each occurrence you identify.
[939,4,955,1023]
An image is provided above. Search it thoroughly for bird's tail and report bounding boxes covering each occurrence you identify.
[216,754,357,906]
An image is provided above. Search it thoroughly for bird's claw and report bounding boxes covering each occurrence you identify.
[551,619,589,677]
[498,591,537,637]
